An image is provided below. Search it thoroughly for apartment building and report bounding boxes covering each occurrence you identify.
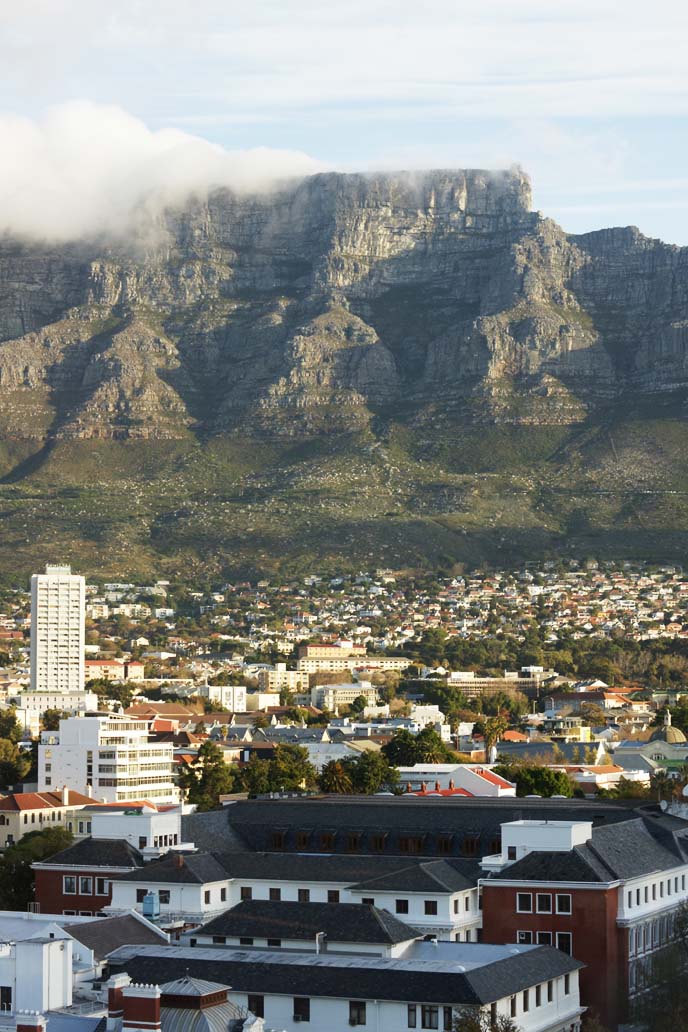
[0,788,95,848]
[257,663,309,694]
[37,715,178,803]
[30,564,85,693]
[310,682,379,710]
[10,688,99,736]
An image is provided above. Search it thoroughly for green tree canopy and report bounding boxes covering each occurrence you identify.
[178,739,236,811]
[0,826,73,910]
[493,761,574,798]
[0,739,31,788]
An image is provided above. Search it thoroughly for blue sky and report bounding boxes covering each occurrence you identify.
[2,0,687,242]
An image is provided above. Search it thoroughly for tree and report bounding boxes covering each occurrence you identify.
[0,826,73,910]
[348,751,399,795]
[0,708,23,743]
[493,761,574,798]
[41,709,68,731]
[319,760,354,794]
[235,754,271,795]
[0,739,31,788]
[453,1007,522,1032]
[270,744,318,791]
[383,729,421,766]
[414,727,454,763]
[178,740,236,811]
[348,695,369,715]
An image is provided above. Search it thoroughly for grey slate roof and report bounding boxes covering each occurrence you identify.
[108,943,582,1006]
[34,837,144,869]
[117,851,229,884]
[218,794,637,857]
[182,809,249,854]
[193,900,419,944]
[350,859,478,893]
[492,816,688,884]
[63,913,167,960]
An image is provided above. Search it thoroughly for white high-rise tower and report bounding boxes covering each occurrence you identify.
[30,564,85,693]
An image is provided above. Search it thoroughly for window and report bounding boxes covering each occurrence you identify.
[564,974,570,996]
[645,886,649,903]
[248,995,264,1018]
[139,836,147,849]
[507,846,517,861]
[637,888,642,905]
[204,890,211,905]
[0,986,12,1012]
[293,997,310,1022]
[63,909,76,916]
[270,887,281,901]
[349,1001,367,1026]
[267,938,281,947]
[437,836,453,855]
[346,833,361,852]
[298,888,311,903]
[320,833,335,851]
[443,1008,452,1031]
[461,835,479,857]
[159,890,170,905]
[421,1005,439,1029]
[523,990,529,1013]
[396,899,409,914]
[96,878,109,896]
[399,836,423,854]
[272,831,285,849]
[408,1006,417,1028]
[63,876,76,895]
[536,893,552,913]
[510,997,517,1018]
[535,985,541,1007]
[239,937,254,946]
[136,889,147,903]
[221,887,227,902]
[328,890,340,904]
[490,1004,497,1026]
[241,886,253,901]
[213,935,226,944]
[371,834,386,852]
[517,893,532,913]
[547,981,553,1003]
[555,894,572,915]
[424,900,438,916]
[517,931,533,944]
[296,832,310,850]
[557,932,572,955]
[653,883,657,901]
[465,897,470,912]
[537,932,552,945]
[78,876,92,895]
[362,897,374,906]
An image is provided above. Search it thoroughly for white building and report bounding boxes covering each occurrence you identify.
[310,682,379,711]
[38,715,178,804]
[107,940,584,1032]
[9,689,99,736]
[87,803,192,858]
[257,664,310,694]
[398,764,517,798]
[197,683,247,711]
[30,564,85,693]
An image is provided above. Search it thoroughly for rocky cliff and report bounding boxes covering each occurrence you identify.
[1,168,687,577]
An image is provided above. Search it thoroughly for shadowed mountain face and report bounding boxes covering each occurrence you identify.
[1,168,688,579]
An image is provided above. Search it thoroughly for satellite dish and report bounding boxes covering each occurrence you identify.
[660,799,669,810]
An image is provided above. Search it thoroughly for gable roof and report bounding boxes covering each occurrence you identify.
[350,859,478,893]
[64,913,167,960]
[0,790,95,811]
[194,900,418,945]
[117,851,229,884]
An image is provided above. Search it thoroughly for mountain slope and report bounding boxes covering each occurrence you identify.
[0,168,687,579]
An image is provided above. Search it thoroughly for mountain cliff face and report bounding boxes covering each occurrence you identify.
[1,168,688,578]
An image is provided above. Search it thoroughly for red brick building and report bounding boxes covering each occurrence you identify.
[480,816,688,1030]
[32,837,144,915]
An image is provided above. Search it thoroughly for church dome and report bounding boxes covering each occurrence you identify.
[650,710,687,745]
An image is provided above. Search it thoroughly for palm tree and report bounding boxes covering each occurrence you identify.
[319,760,354,794]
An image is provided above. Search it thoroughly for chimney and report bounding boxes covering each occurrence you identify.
[16,1013,46,1032]
[86,783,93,798]
[105,973,132,1030]
[173,852,184,868]
[435,781,441,792]
[448,779,455,790]
[122,984,161,1032]
[62,785,69,806]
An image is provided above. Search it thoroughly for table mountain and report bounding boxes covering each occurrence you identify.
[1,168,687,578]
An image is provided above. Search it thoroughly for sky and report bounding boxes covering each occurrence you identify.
[1,0,688,242]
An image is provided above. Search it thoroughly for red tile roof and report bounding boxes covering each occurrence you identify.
[0,790,96,811]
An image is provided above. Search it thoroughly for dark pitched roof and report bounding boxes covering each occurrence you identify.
[194,900,418,945]
[182,810,249,854]
[492,816,688,884]
[216,794,637,857]
[108,943,582,1006]
[63,913,167,960]
[117,851,228,884]
[33,837,144,870]
[350,859,478,893]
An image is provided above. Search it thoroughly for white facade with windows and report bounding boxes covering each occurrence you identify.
[38,715,178,803]
[30,564,85,693]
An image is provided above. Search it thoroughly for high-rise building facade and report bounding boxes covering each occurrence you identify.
[30,564,85,693]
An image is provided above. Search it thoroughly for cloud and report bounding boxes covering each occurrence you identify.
[0,101,326,242]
